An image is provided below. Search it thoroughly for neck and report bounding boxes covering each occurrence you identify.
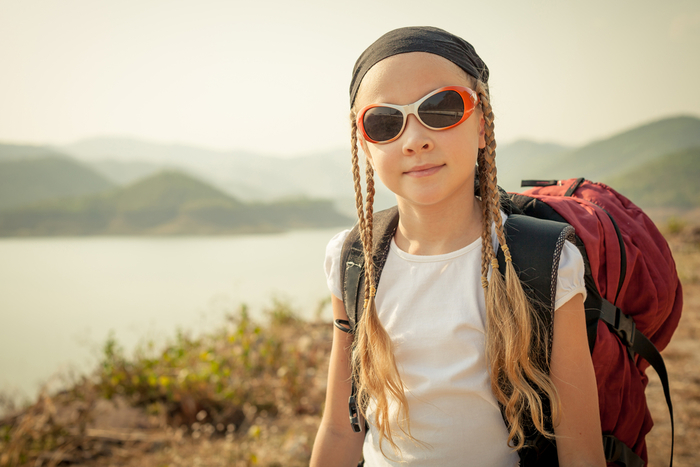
[394,189,484,256]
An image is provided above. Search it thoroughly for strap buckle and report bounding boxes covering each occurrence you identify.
[334,319,353,334]
[600,300,636,349]
[348,395,362,433]
[612,307,636,349]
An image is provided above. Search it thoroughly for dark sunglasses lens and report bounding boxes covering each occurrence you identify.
[418,90,464,128]
[363,107,404,142]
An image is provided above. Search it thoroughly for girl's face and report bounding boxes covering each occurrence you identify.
[354,52,486,209]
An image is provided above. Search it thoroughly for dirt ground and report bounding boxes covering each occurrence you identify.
[645,230,700,467]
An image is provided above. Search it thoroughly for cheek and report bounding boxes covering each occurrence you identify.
[363,146,397,186]
[455,116,485,151]
[366,147,386,172]
[359,141,375,169]
[445,123,481,153]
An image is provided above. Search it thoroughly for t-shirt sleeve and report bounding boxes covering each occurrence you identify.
[554,239,587,311]
[324,229,351,299]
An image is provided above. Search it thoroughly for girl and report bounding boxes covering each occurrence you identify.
[311,27,605,467]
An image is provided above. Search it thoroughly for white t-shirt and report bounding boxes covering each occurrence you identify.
[324,215,586,467]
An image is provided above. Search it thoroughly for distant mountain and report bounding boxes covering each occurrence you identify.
[0,156,115,210]
[108,170,240,212]
[605,146,700,208]
[0,170,352,236]
[0,143,60,161]
[506,116,700,191]
[2,114,695,215]
[88,160,164,185]
[495,140,571,192]
[57,138,384,214]
[57,136,260,164]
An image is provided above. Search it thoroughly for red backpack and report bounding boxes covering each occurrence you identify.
[338,177,682,467]
[507,177,682,466]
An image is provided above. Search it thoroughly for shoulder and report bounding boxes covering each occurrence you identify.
[324,229,352,299]
[555,240,586,310]
[325,229,351,258]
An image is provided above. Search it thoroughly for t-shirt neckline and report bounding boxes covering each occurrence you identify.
[390,235,483,263]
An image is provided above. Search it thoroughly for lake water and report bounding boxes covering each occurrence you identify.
[0,227,349,402]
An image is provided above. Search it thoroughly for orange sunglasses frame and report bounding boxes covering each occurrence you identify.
[356,85,480,144]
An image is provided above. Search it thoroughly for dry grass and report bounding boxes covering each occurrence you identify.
[645,223,700,467]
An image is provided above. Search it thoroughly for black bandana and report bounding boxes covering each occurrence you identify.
[349,26,489,107]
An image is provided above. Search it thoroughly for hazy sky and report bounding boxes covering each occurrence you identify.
[1,0,698,156]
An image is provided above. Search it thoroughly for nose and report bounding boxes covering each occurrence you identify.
[401,114,434,155]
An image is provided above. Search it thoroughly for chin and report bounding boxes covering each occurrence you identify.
[398,192,450,207]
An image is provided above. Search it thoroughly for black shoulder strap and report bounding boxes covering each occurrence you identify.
[340,206,399,331]
[496,214,575,360]
[495,214,575,466]
[339,207,399,437]
[339,223,363,332]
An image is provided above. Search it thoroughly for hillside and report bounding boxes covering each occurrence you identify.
[57,139,372,210]
[0,170,351,236]
[605,146,700,208]
[109,171,239,211]
[0,156,115,210]
[502,115,700,192]
[88,159,164,185]
[57,138,305,201]
[495,140,571,192]
[0,142,59,161]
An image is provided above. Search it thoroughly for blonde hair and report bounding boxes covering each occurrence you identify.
[349,79,561,456]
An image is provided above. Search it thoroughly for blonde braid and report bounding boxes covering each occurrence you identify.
[363,160,376,305]
[348,113,415,459]
[350,114,367,248]
[477,149,494,290]
[475,80,561,448]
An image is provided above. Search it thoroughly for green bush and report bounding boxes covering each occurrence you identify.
[96,302,329,428]
[667,217,686,235]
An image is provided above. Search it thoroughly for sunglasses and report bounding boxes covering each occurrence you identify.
[356,86,480,144]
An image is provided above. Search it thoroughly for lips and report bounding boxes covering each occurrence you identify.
[404,163,444,177]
